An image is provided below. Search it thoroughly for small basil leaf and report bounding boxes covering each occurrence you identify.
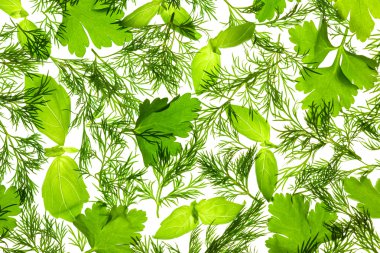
[191,42,221,94]
[195,197,244,225]
[25,74,71,146]
[160,5,201,40]
[120,1,161,28]
[154,205,198,239]
[255,148,278,201]
[0,0,28,18]
[228,104,270,143]
[211,22,255,48]
[17,19,51,60]
[42,156,89,222]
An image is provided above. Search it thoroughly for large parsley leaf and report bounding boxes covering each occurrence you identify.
[0,186,21,235]
[74,202,147,253]
[58,0,131,57]
[296,65,358,116]
[334,0,380,41]
[344,177,380,218]
[266,194,337,253]
[289,20,335,67]
[291,20,378,116]
[134,93,201,166]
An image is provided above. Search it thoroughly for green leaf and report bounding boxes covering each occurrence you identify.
[17,19,51,60]
[191,42,221,94]
[289,20,335,67]
[255,0,286,22]
[154,205,198,239]
[296,65,358,116]
[344,177,380,218]
[160,4,201,40]
[25,74,71,146]
[255,148,278,201]
[210,22,255,48]
[74,202,147,252]
[266,194,337,253]
[42,156,89,222]
[228,104,271,143]
[0,0,28,18]
[334,0,380,41]
[120,1,161,28]
[195,197,244,225]
[58,0,131,57]
[341,50,378,90]
[0,186,21,235]
[134,93,201,166]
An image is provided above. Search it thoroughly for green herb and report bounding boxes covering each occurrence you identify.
[58,0,131,57]
[25,74,71,146]
[42,156,89,222]
[73,202,147,252]
[267,193,337,252]
[155,197,243,239]
[255,148,278,201]
[0,186,21,235]
[0,0,28,18]
[344,177,380,218]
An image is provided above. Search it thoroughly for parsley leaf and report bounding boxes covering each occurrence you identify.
[0,186,21,235]
[334,0,380,41]
[134,93,201,166]
[344,177,380,218]
[58,0,131,57]
[289,20,335,67]
[266,194,337,252]
[74,202,147,253]
[296,65,358,116]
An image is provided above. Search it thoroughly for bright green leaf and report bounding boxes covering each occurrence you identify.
[74,202,147,252]
[266,194,337,253]
[255,148,278,201]
[191,42,221,94]
[154,205,198,239]
[211,22,255,48]
[58,0,131,57]
[0,186,21,234]
[255,0,286,22]
[120,1,161,28]
[334,0,380,41]
[228,104,270,143]
[134,93,201,166]
[25,74,71,146]
[42,156,89,222]
[160,4,201,40]
[341,50,378,90]
[289,20,335,67]
[195,197,244,225]
[17,19,51,60]
[296,65,358,116]
[0,0,28,18]
[344,177,380,218]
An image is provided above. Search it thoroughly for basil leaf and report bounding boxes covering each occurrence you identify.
[25,74,71,146]
[160,5,201,40]
[120,1,161,28]
[255,148,278,201]
[191,42,221,94]
[0,0,28,18]
[17,19,51,60]
[228,105,270,143]
[195,197,244,225]
[211,23,255,48]
[42,156,89,222]
[154,205,198,239]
